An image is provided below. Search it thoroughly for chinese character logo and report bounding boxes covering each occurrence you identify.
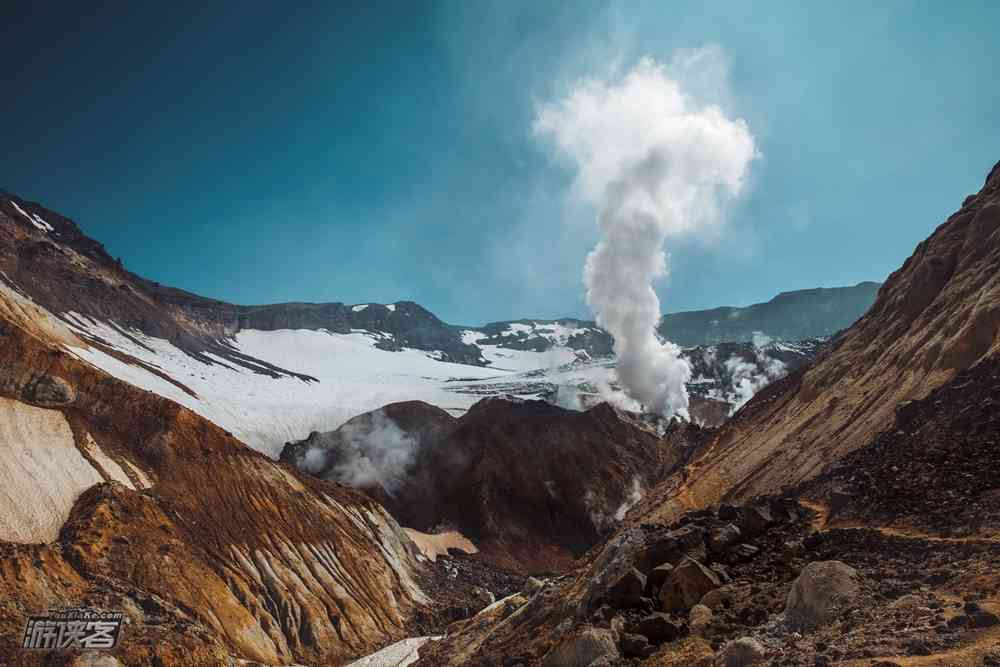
[22,609,123,650]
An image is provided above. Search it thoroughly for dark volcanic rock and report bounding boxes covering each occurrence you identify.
[629,612,684,643]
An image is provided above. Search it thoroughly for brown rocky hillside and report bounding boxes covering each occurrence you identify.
[0,281,429,666]
[642,160,1000,523]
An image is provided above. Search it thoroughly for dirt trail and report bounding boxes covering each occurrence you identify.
[799,499,1000,666]
[799,499,1000,545]
[841,622,1000,667]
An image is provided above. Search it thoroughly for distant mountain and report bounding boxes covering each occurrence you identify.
[657,282,882,346]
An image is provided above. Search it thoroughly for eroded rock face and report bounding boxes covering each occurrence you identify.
[0,306,428,665]
[784,560,861,630]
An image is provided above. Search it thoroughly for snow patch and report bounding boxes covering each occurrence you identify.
[62,317,501,458]
[347,636,442,667]
[10,201,54,232]
[403,528,477,562]
[0,398,105,542]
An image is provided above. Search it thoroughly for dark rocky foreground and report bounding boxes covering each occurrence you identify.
[416,355,1000,666]
[283,399,714,574]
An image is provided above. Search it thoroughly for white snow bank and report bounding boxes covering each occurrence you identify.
[10,201,54,232]
[347,636,442,667]
[0,398,107,542]
[63,316,503,458]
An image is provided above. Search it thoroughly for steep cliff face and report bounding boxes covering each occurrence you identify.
[0,285,428,665]
[640,161,1000,521]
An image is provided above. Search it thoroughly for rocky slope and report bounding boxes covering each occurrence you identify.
[0,281,433,666]
[420,352,1000,667]
[282,400,714,574]
[639,160,1000,523]
[413,161,1000,665]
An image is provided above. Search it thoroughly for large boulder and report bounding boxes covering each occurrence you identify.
[688,603,713,636]
[524,577,546,596]
[629,612,684,643]
[784,560,861,629]
[638,525,707,573]
[604,568,647,608]
[647,563,674,591]
[618,632,654,658]
[707,523,741,554]
[659,557,721,612]
[720,637,767,666]
[543,627,619,666]
[736,505,773,538]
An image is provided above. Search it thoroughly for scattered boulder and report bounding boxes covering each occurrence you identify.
[699,584,742,610]
[648,563,674,591]
[784,560,861,630]
[688,603,712,636]
[473,587,496,606]
[781,539,805,566]
[707,523,741,554]
[579,528,647,612]
[706,523,740,554]
[639,525,707,572]
[659,557,721,612]
[604,568,646,608]
[21,374,75,407]
[629,612,684,643]
[718,504,739,521]
[543,627,619,666]
[619,632,654,658]
[524,577,545,596]
[726,543,759,563]
[736,506,773,538]
[720,636,767,666]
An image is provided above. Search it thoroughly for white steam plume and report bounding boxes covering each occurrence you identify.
[534,51,757,417]
[301,411,419,495]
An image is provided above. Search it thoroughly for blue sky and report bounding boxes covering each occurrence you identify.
[3,1,998,324]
